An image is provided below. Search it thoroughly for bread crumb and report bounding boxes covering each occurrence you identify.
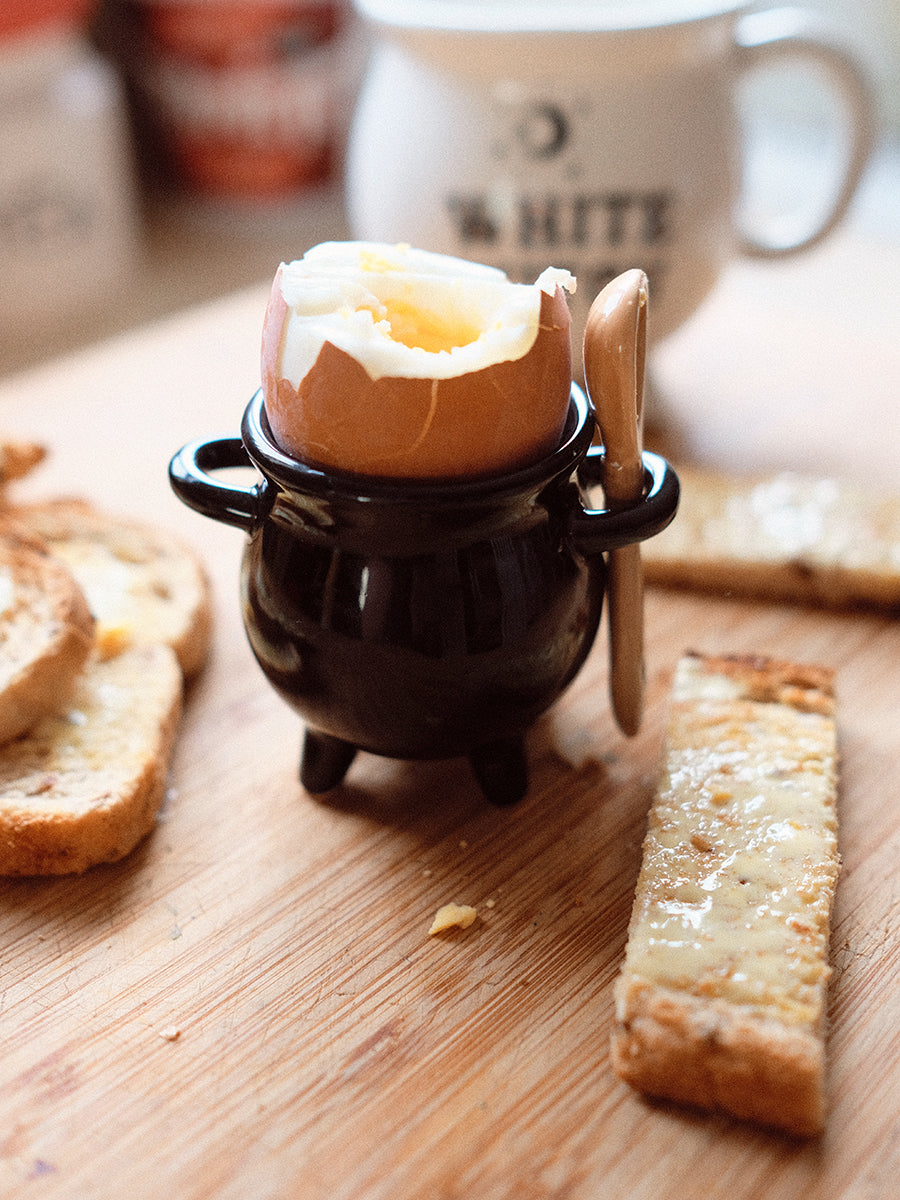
[428,903,477,935]
[159,1025,181,1042]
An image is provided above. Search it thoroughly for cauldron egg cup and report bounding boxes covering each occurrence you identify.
[169,385,678,806]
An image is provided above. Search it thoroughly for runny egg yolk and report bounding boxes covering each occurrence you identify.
[362,297,483,354]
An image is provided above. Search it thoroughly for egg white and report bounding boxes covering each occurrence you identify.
[273,241,575,386]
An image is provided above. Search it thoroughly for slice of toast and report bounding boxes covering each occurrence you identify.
[0,528,95,745]
[642,467,900,610]
[0,642,183,875]
[12,498,212,678]
[612,652,839,1137]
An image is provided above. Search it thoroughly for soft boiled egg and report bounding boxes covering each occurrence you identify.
[260,241,576,479]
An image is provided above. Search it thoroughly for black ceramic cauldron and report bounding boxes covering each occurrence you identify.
[169,385,678,805]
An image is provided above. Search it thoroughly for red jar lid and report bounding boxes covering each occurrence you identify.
[0,1,97,42]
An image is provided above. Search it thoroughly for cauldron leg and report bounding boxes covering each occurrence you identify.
[469,737,529,807]
[300,728,357,793]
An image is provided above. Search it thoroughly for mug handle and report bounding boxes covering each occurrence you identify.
[570,446,679,556]
[168,436,272,532]
[734,6,877,258]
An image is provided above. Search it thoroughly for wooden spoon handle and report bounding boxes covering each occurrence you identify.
[605,544,645,736]
[583,270,648,737]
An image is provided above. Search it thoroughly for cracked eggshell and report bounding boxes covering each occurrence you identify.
[260,242,574,479]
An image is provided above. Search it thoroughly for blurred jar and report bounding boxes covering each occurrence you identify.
[0,1,97,40]
[118,0,363,202]
[0,2,140,343]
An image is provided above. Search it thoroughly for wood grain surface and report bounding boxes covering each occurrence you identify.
[0,226,897,1200]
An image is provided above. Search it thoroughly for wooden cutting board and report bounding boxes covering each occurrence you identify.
[0,230,898,1200]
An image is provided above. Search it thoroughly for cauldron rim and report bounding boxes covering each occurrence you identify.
[240,384,595,506]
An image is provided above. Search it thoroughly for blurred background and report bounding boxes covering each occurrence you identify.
[0,0,897,378]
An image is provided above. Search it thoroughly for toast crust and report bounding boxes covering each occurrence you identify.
[0,437,46,486]
[612,978,824,1136]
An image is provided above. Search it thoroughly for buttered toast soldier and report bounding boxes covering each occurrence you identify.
[612,652,839,1136]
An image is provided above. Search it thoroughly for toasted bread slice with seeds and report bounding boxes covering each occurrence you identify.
[12,498,212,677]
[0,643,183,875]
[0,528,95,745]
[642,467,900,610]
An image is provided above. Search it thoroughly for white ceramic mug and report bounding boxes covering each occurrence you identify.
[345,0,876,360]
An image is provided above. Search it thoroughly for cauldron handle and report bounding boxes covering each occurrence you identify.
[168,436,273,532]
[569,446,679,555]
